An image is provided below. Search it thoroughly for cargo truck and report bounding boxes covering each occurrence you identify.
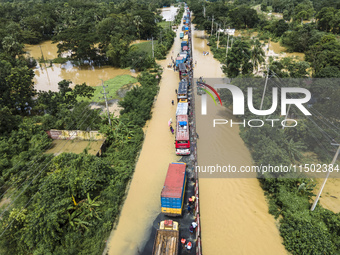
[175,57,184,67]
[161,162,187,216]
[178,63,187,80]
[177,80,188,102]
[179,32,184,39]
[176,102,189,116]
[152,220,179,255]
[175,115,190,155]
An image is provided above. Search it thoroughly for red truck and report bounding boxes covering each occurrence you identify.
[175,115,190,155]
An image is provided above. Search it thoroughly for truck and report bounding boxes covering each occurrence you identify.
[177,80,188,102]
[178,63,187,80]
[181,41,187,50]
[175,115,190,155]
[182,35,188,43]
[152,220,179,255]
[179,32,184,39]
[176,102,189,116]
[175,57,184,67]
[179,51,187,61]
[161,162,187,216]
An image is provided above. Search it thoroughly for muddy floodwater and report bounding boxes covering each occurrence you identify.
[193,29,287,254]
[104,18,181,255]
[25,41,136,92]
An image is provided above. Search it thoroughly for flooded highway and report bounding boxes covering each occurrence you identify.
[192,29,288,255]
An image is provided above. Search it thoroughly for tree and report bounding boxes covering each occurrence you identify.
[251,39,265,73]
[316,7,336,32]
[5,66,36,114]
[222,39,253,78]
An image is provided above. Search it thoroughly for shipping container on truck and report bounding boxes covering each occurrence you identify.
[152,220,179,255]
[179,32,184,39]
[176,102,189,116]
[181,41,187,50]
[179,51,187,61]
[161,162,187,216]
[175,115,190,155]
[175,57,184,67]
[177,80,188,102]
[178,63,187,80]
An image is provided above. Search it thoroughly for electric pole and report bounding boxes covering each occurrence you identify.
[215,22,218,37]
[217,24,220,49]
[260,40,270,110]
[311,144,340,211]
[211,15,214,36]
[152,37,154,58]
[226,27,230,57]
[100,79,111,126]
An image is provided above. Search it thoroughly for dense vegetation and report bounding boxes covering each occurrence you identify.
[189,0,340,254]
[0,0,181,254]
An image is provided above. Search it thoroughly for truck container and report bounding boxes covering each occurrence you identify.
[152,220,179,255]
[161,163,187,216]
[177,80,188,102]
[181,41,187,49]
[176,102,189,116]
[179,51,187,61]
[175,57,184,67]
[175,115,190,155]
[179,32,184,39]
[182,46,188,51]
[178,63,187,80]
[182,35,188,42]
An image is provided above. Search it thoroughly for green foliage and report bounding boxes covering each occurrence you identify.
[222,39,253,78]
[119,72,160,126]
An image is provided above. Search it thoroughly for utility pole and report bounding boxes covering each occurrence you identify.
[260,40,270,110]
[211,15,214,36]
[226,27,230,57]
[282,104,291,129]
[217,24,220,49]
[311,144,340,211]
[152,37,154,58]
[215,22,218,37]
[100,79,111,126]
[203,6,206,18]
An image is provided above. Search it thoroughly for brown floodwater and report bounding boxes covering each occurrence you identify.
[24,41,137,92]
[104,20,183,255]
[315,177,340,213]
[193,29,288,254]
[269,41,305,60]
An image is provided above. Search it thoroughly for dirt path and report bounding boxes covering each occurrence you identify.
[192,29,288,255]
[104,28,183,255]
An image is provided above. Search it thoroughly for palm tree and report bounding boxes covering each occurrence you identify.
[251,39,265,74]
[284,138,305,163]
[134,15,143,40]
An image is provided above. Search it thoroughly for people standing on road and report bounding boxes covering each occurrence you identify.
[186,241,192,251]
[181,238,186,249]
[192,221,197,230]
[175,89,177,94]
[187,203,191,214]
[172,100,174,105]
[170,125,174,134]
[189,225,194,234]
